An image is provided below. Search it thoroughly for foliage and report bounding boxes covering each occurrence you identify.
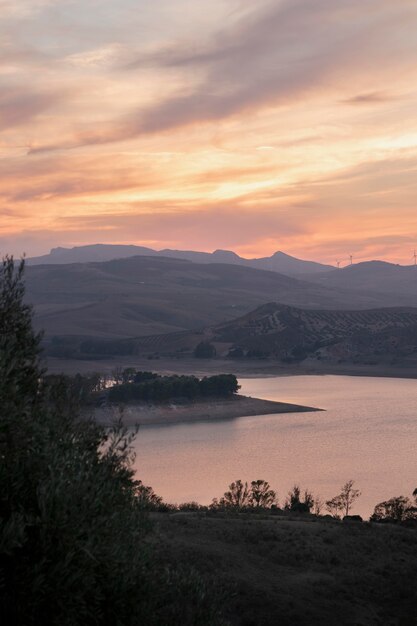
[178,502,208,512]
[326,480,361,519]
[249,480,277,508]
[193,341,217,358]
[285,485,314,513]
[214,479,250,509]
[371,495,417,522]
[0,257,227,626]
[212,479,277,510]
[107,373,239,404]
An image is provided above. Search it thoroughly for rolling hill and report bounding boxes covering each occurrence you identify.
[301,261,417,296]
[118,302,417,364]
[209,302,417,361]
[24,255,400,343]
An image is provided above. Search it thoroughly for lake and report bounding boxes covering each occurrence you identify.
[132,375,417,517]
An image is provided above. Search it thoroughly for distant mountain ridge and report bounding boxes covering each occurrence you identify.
[27,243,333,276]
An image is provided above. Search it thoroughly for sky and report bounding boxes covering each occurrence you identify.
[1,0,417,264]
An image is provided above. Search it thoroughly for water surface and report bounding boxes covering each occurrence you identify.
[132,375,417,517]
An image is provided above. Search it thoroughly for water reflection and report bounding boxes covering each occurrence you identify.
[132,375,417,517]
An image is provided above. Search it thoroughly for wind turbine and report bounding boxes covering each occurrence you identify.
[413,250,417,266]
[349,254,353,266]
[336,260,341,269]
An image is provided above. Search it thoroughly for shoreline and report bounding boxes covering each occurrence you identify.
[91,394,321,427]
[47,355,417,381]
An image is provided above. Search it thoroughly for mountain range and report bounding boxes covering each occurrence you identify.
[27,244,334,276]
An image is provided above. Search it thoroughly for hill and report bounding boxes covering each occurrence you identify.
[207,302,417,363]
[301,260,417,296]
[24,256,410,347]
[28,244,333,276]
[104,302,417,363]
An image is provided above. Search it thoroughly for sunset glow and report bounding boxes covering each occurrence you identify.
[2,0,417,263]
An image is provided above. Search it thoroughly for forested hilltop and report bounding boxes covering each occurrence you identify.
[1,257,417,626]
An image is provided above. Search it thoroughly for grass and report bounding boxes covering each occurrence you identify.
[152,512,417,626]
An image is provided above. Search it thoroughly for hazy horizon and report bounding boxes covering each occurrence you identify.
[22,241,417,268]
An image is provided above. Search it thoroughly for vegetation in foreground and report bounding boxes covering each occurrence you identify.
[1,258,417,625]
[0,258,226,626]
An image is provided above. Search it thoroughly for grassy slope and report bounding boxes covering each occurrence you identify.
[154,513,417,626]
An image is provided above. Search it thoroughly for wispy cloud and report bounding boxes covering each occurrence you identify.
[0,87,63,130]
[2,0,417,263]
[119,0,417,135]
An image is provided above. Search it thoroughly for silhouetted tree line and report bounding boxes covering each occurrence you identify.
[0,258,227,626]
[107,371,240,403]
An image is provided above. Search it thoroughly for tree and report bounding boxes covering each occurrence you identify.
[121,366,137,384]
[325,495,344,519]
[371,496,413,522]
[193,341,216,358]
[136,481,163,510]
[212,479,278,510]
[216,480,250,508]
[326,480,361,518]
[371,492,417,522]
[249,480,277,508]
[285,485,314,513]
[0,257,225,626]
[313,496,324,516]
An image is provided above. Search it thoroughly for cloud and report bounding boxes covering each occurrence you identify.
[30,0,417,154]
[0,0,57,18]
[341,92,396,105]
[122,0,417,134]
[0,87,63,130]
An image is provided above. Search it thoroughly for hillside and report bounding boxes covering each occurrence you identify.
[28,244,333,275]
[208,303,417,363]
[154,513,417,626]
[302,261,417,296]
[25,256,396,343]
[105,302,417,363]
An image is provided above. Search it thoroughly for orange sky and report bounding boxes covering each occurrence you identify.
[1,0,417,264]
